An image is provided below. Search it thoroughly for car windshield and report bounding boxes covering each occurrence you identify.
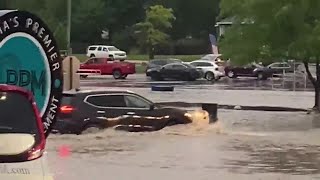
[0,91,40,140]
[108,46,120,51]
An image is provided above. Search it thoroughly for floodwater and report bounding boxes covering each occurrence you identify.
[47,110,320,180]
[46,76,320,180]
[80,74,315,91]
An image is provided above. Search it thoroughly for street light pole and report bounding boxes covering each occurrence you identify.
[67,0,72,55]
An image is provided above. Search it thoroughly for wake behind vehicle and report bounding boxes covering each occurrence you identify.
[224,63,273,80]
[189,60,225,81]
[147,62,203,81]
[0,85,52,180]
[53,89,194,134]
[79,57,136,79]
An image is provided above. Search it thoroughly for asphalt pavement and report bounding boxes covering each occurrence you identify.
[79,74,314,109]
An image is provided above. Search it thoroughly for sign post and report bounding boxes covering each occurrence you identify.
[0,10,63,137]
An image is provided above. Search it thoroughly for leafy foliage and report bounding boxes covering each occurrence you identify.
[3,0,219,54]
[219,0,320,64]
[133,5,175,58]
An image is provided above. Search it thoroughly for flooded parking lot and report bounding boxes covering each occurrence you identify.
[47,75,320,180]
[47,110,320,180]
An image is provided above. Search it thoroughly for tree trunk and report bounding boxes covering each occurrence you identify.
[315,87,319,110]
[304,59,320,111]
[148,46,154,60]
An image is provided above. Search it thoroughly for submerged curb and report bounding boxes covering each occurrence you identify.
[155,102,308,112]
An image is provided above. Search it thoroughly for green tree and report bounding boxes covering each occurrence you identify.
[7,0,68,49]
[133,5,176,59]
[71,0,106,44]
[219,0,320,110]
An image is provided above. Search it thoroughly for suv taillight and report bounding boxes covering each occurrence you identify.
[60,105,76,114]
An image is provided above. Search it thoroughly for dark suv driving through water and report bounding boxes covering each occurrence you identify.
[53,89,193,134]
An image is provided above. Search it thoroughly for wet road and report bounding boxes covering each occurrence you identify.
[80,74,314,91]
[47,111,320,180]
[45,74,320,180]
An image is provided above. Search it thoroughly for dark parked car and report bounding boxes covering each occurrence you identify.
[147,62,203,81]
[146,59,183,76]
[224,63,274,80]
[267,62,303,75]
[53,89,193,134]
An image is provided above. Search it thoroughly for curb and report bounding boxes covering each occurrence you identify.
[155,102,307,112]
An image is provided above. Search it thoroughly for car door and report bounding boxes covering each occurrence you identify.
[82,58,96,70]
[123,94,168,130]
[171,64,188,79]
[92,93,152,128]
[95,46,103,58]
[240,64,255,76]
[84,94,129,127]
[190,62,202,71]
[160,64,175,79]
[95,58,109,75]
[102,47,109,58]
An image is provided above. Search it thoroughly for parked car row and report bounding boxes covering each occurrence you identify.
[81,46,309,81]
[225,61,306,80]
[145,57,226,81]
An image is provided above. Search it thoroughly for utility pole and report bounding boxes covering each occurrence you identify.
[67,0,72,55]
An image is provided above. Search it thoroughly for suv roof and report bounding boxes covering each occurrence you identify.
[88,45,115,48]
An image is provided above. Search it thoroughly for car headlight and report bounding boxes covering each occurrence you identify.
[184,112,192,118]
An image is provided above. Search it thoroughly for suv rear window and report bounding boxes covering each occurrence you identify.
[61,94,74,105]
[0,91,40,140]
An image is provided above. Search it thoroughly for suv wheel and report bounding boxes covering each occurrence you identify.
[205,72,215,81]
[90,54,95,58]
[82,124,102,134]
[113,70,122,79]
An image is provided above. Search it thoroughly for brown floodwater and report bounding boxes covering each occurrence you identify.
[46,110,320,180]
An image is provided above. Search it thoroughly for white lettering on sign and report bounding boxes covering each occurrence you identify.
[25,18,58,67]
[32,22,39,34]
[0,17,20,34]
[13,16,19,27]
[52,62,60,71]
[3,21,9,32]
[43,35,52,48]
[43,96,59,131]
[26,18,33,28]
[38,27,45,38]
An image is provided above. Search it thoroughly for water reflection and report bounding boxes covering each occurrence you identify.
[222,141,320,175]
